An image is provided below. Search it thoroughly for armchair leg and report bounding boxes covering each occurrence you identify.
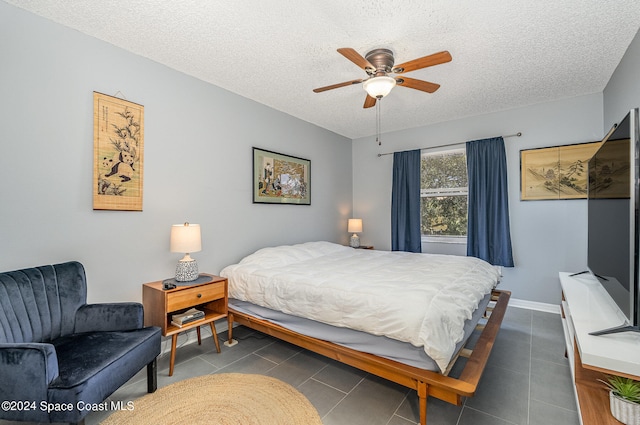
[147,358,157,393]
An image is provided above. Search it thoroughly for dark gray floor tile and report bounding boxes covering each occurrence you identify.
[202,331,277,368]
[387,414,418,425]
[312,359,367,393]
[396,393,463,425]
[215,352,278,374]
[157,356,218,383]
[530,358,577,410]
[529,399,580,425]
[322,375,408,425]
[458,407,517,425]
[503,305,533,330]
[465,364,529,424]
[531,312,567,365]
[157,334,220,369]
[298,377,348,417]
[108,377,150,403]
[487,327,532,374]
[495,324,532,345]
[266,350,328,387]
[532,310,563,330]
[254,338,302,363]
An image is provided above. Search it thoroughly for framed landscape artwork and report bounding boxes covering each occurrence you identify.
[520,141,601,201]
[253,147,310,205]
[589,138,631,199]
[93,92,144,211]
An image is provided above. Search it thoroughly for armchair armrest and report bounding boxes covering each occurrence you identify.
[74,302,143,333]
[0,343,58,402]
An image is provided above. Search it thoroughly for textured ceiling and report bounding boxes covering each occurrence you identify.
[5,0,640,139]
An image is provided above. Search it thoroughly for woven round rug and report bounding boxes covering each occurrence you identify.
[101,373,323,425]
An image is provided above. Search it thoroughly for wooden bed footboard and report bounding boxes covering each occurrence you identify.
[226,289,510,425]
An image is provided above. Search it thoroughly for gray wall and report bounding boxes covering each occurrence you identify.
[604,28,640,128]
[0,3,353,303]
[353,94,604,305]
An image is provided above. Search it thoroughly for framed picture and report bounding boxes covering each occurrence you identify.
[589,138,631,199]
[520,141,601,201]
[253,147,310,205]
[93,92,144,211]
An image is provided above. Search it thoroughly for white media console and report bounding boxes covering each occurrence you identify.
[559,272,640,424]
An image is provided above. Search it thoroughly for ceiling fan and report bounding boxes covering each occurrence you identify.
[313,48,452,108]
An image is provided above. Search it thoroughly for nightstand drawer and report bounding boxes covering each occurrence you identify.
[167,283,224,312]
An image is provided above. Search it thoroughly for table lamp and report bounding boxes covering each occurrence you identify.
[170,222,202,282]
[348,219,362,248]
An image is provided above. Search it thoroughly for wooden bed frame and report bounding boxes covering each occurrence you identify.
[226,289,510,425]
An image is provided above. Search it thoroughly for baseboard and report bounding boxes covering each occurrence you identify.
[509,297,561,314]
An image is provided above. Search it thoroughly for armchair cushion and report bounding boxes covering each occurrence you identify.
[51,328,158,390]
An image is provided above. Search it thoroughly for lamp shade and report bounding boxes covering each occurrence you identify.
[363,76,396,98]
[170,223,202,253]
[348,219,363,233]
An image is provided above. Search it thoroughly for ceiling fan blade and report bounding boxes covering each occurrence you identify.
[338,48,375,72]
[363,95,377,108]
[313,79,363,93]
[396,77,440,93]
[392,51,452,74]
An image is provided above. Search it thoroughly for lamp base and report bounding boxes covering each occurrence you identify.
[175,259,199,282]
[350,234,360,248]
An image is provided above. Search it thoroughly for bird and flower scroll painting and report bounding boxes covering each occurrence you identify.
[93,92,144,211]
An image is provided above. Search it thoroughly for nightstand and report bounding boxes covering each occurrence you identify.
[142,274,228,376]
[354,245,374,249]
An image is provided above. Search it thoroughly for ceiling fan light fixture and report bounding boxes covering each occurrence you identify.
[363,76,396,99]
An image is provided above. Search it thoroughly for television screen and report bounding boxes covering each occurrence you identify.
[587,109,639,334]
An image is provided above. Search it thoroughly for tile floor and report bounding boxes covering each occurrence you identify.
[2,306,581,425]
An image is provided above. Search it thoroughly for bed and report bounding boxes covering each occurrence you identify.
[220,241,510,425]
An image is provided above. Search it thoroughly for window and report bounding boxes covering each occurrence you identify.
[420,148,468,238]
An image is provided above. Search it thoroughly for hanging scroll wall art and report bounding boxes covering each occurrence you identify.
[93,92,144,211]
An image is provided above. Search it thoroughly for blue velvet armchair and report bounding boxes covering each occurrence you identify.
[0,261,161,424]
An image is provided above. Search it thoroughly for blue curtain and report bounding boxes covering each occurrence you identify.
[391,149,422,252]
[466,137,514,266]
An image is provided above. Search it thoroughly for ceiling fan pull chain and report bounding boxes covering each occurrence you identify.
[376,100,382,146]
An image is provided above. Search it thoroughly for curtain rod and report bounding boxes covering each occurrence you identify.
[376,132,522,157]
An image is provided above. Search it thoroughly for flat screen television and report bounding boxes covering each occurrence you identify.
[586,107,640,335]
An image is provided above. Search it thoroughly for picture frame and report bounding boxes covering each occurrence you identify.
[253,147,311,205]
[93,92,144,211]
[520,141,600,201]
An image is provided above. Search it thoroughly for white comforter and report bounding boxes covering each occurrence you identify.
[220,241,500,372]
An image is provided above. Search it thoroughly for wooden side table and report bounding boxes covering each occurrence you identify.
[142,274,228,376]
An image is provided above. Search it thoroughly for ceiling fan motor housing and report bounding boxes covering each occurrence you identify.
[365,48,395,76]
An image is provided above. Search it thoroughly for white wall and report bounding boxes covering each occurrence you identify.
[353,94,604,304]
[0,3,352,303]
